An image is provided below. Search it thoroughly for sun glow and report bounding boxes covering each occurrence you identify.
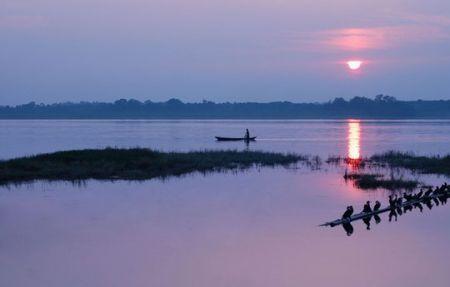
[347,60,362,70]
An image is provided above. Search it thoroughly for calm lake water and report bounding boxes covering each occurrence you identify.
[1,120,450,287]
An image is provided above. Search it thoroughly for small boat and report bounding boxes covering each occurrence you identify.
[215,136,256,142]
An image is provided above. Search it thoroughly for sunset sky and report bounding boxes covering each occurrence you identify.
[1,0,450,104]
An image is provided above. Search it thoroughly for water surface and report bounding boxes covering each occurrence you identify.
[1,120,449,287]
[2,119,450,159]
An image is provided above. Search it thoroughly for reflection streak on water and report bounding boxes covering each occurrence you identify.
[348,120,361,161]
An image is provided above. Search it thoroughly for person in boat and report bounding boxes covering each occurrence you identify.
[373,201,381,212]
[362,201,372,213]
[342,206,354,219]
[245,129,250,139]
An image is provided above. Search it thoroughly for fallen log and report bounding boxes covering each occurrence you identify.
[320,191,449,227]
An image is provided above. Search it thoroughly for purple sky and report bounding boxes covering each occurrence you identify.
[1,0,450,104]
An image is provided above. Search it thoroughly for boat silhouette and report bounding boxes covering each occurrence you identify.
[215,136,256,142]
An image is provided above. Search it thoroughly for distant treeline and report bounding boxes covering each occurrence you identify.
[1,95,450,119]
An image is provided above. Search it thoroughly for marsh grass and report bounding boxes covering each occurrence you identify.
[328,151,450,177]
[0,148,307,184]
[344,172,419,190]
[370,151,450,176]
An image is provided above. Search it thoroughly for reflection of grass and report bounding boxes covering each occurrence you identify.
[326,156,365,168]
[344,172,419,190]
[326,156,341,164]
[0,148,306,184]
[371,151,450,176]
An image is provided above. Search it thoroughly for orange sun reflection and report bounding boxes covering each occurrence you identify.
[347,120,362,167]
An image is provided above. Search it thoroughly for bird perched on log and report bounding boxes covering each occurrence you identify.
[432,187,440,195]
[414,191,423,200]
[424,187,433,198]
[373,201,381,211]
[362,201,372,213]
[389,196,396,208]
[342,206,354,219]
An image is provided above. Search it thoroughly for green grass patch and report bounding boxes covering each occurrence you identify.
[370,151,450,176]
[344,172,419,190]
[0,148,306,184]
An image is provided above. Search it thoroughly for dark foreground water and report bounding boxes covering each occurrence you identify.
[1,120,450,287]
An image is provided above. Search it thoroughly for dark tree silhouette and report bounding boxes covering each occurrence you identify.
[1,95,450,119]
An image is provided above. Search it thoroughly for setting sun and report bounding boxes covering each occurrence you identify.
[347,60,362,70]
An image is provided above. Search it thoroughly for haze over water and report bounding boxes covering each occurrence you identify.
[1,120,450,287]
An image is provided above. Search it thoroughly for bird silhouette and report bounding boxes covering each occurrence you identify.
[373,201,381,211]
[342,206,354,219]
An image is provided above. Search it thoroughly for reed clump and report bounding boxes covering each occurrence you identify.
[370,151,450,176]
[344,172,419,190]
[0,148,306,184]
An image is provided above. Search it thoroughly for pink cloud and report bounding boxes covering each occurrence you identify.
[317,25,449,52]
[321,28,385,51]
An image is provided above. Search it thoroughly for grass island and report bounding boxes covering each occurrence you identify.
[0,148,306,184]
